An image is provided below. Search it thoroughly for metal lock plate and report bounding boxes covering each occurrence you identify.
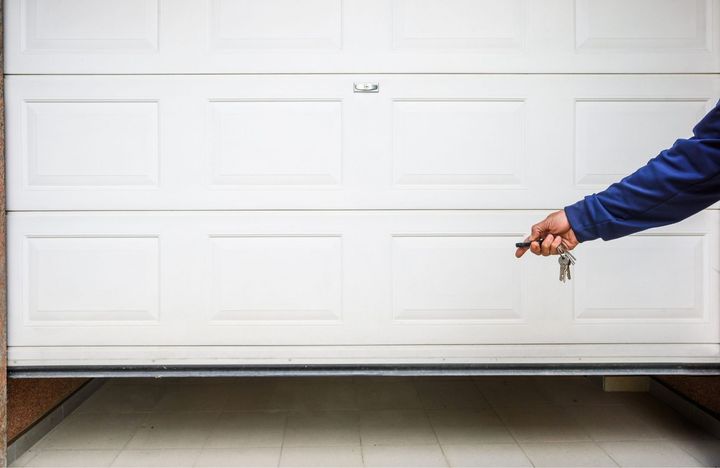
[353,82,379,93]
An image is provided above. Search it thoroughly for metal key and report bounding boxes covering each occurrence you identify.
[556,243,575,283]
[558,255,570,282]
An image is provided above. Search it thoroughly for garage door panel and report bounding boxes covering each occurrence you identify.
[209,235,344,323]
[575,0,710,51]
[6,0,720,73]
[392,0,526,51]
[8,75,718,211]
[574,235,707,321]
[10,344,720,367]
[7,2,720,366]
[25,100,160,188]
[20,0,159,53]
[392,99,525,187]
[391,235,524,322]
[574,99,708,187]
[9,211,718,350]
[209,0,342,51]
[209,100,343,187]
[25,236,160,324]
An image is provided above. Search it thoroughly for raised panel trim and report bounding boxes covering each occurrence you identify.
[208,99,344,187]
[573,233,707,322]
[573,98,710,186]
[21,0,160,53]
[24,235,161,325]
[209,234,344,323]
[23,99,161,188]
[575,0,712,51]
[208,0,343,51]
[392,98,526,188]
[392,0,526,51]
[391,234,525,323]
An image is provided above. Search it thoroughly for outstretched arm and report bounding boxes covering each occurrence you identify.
[518,100,720,257]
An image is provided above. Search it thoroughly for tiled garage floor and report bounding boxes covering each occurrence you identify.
[10,377,720,467]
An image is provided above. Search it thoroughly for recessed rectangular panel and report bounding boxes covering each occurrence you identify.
[210,100,343,186]
[25,101,159,187]
[26,237,159,322]
[210,236,343,321]
[209,0,342,50]
[575,235,705,320]
[393,0,525,50]
[393,100,524,186]
[392,236,522,321]
[575,100,707,185]
[576,0,709,50]
[22,0,158,52]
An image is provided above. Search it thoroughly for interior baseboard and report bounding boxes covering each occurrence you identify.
[650,378,720,439]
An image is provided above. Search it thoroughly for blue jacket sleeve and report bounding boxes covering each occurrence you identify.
[564,101,720,242]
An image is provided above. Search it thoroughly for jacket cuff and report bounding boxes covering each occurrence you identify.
[564,197,602,243]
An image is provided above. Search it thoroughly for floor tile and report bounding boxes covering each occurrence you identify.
[427,409,504,427]
[427,409,514,445]
[622,397,717,441]
[363,444,448,467]
[194,448,281,467]
[110,449,198,467]
[360,410,438,446]
[12,377,720,468]
[413,380,490,410]
[356,380,422,410]
[521,441,619,467]
[442,444,532,468]
[566,405,665,442]
[25,449,119,467]
[77,383,165,414]
[224,380,278,411]
[9,449,38,467]
[496,405,592,443]
[125,412,218,449]
[204,412,286,448]
[279,445,363,467]
[600,441,704,467]
[270,379,358,411]
[37,413,146,450]
[673,438,720,467]
[283,411,360,446]
[474,377,552,408]
[153,384,229,412]
[535,377,629,406]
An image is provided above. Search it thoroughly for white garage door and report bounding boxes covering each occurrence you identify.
[5,0,720,367]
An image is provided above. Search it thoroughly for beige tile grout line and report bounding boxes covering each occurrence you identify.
[545,379,621,467]
[276,411,289,468]
[191,408,220,468]
[471,378,537,468]
[411,380,452,468]
[106,402,154,467]
[357,384,366,467]
[595,442,622,468]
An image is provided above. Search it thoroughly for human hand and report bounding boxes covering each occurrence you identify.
[515,209,579,258]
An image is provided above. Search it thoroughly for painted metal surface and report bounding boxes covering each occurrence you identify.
[4,0,720,368]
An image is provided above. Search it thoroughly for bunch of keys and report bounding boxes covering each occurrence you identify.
[556,243,576,283]
[515,239,577,283]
